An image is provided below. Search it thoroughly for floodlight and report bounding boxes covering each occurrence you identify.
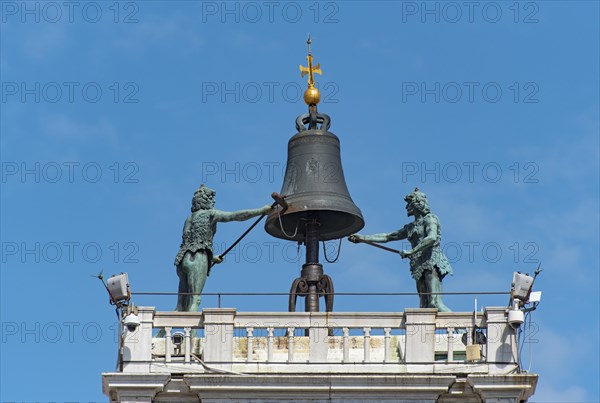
[510,272,534,302]
[107,273,131,304]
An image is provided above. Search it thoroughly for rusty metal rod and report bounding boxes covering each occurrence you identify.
[217,193,288,260]
[354,239,401,254]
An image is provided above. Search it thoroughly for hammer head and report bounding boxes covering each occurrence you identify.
[271,192,288,213]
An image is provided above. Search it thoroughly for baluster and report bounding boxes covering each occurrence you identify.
[164,327,172,363]
[384,328,391,363]
[287,327,295,362]
[342,327,349,363]
[267,327,274,363]
[184,327,191,364]
[447,327,454,362]
[363,327,371,363]
[246,327,254,362]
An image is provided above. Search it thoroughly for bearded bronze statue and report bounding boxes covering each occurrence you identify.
[173,184,273,313]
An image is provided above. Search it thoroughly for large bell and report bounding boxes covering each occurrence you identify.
[265,116,364,242]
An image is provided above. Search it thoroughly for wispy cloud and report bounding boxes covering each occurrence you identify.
[18,22,69,61]
[110,15,205,56]
[44,114,118,146]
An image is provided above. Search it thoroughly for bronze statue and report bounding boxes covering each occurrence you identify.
[349,188,452,311]
[173,184,273,312]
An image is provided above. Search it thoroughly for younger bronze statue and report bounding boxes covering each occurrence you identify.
[173,184,273,313]
[349,188,452,311]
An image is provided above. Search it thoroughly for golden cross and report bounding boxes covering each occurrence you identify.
[299,34,322,87]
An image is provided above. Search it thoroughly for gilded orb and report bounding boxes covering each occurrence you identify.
[304,86,320,106]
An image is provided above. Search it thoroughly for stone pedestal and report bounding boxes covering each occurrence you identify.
[404,308,437,372]
[485,307,518,373]
[203,308,236,371]
[123,307,155,373]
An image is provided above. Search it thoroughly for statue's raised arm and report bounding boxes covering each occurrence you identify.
[349,227,408,244]
[213,205,273,223]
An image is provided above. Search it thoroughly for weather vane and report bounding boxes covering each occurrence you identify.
[299,33,322,108]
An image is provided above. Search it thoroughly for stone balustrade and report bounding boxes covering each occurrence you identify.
[122,306,519,376]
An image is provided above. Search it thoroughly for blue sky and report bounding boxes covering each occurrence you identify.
[1,1,598,401]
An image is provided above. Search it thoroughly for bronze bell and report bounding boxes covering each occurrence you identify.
[266,35,364,315]
[264,113,364,242]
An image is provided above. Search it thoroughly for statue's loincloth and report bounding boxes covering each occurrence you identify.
[409,246,453,281]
